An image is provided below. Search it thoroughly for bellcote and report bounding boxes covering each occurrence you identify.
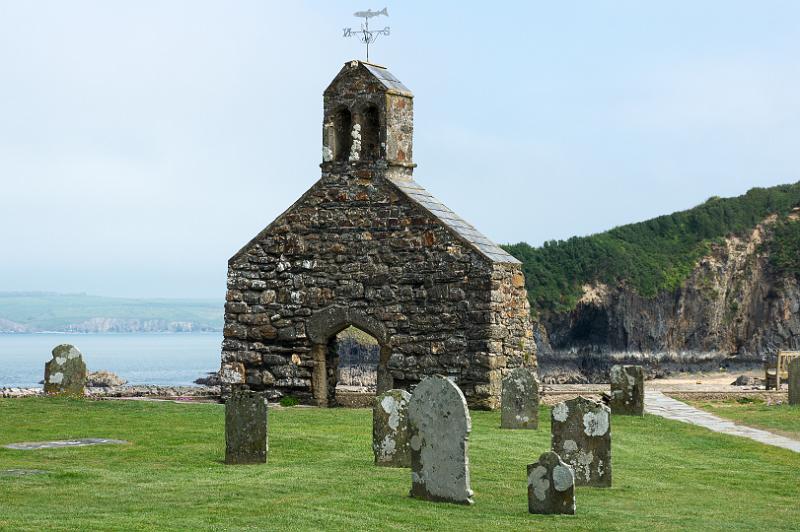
[322,60,414,170]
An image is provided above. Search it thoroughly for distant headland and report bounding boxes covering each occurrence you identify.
[0,292,222,333]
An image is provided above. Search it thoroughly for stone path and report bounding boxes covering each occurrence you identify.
[644,391,800,453]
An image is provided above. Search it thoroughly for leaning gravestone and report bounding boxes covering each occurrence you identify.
[609,364,644,415]
[527,451,576,515]
[789,358,800,406]
[373,389,412,467]
[551,396,611,487]
[225,386,268,464]
[408,375,473,505]
[501,367,539,429]
[44,344,87,395]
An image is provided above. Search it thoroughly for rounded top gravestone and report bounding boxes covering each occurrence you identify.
[408,375,473,505]
[527,450,576,515]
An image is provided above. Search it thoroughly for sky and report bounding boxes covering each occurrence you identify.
[1,1,799,299]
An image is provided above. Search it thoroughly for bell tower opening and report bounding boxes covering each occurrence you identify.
[333,107,352,161]
[360,105,381,160]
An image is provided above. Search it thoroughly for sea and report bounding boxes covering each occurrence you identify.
[0,332,222,388]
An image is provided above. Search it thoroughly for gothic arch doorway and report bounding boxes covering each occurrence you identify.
[307,306,393,407]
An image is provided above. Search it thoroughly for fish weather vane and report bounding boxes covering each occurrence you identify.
[343,8,390,62]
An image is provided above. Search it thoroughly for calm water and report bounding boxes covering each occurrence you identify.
[0,333,221,387]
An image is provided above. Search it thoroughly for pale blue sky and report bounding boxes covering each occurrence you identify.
[1,1,798,299]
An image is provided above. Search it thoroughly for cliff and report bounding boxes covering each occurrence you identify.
[505,183,800,382]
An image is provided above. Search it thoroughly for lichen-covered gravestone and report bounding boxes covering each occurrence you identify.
[408,375,474,505]
[225,386,268,464]
[609,364,644,415]
[789,358,800,406]
[551,396,611,487]
[44,344,87,396]
[373,389,412,467]
[527,451,576,515]
[501,367,539,429]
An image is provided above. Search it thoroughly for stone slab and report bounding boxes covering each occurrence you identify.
[0,469,48,477]
[609,365,644,415]
[789,358,800,406]
[501,367,539,429]
[3,438,127,450]
[44,344,87,396]
[527,451,575,515]
[408,375,473,505]
[225,386,268,464]
[373,389,412,467]
[550,396,611,487]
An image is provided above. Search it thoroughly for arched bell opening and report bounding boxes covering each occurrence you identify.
[360,104,381,161]
[332,107,353,161]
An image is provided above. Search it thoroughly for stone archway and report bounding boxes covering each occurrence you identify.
[306,305,393,406]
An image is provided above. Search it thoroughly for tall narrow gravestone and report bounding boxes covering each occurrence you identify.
[408,375,474,505]
[225,386,268,464]
[501,367,539,429]
[373,389,412,467]
[609,364,644,415]
[789,358,800,406]
[551,396,611,487]
[44,344,87,396]
[527,451,576,515]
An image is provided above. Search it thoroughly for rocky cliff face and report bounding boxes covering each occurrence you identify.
[537,216,800,381]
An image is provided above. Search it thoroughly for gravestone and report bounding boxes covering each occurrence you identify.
[408,375,473,505]
[609,364,644,415]
[225,386,268,464]
[501,367,539,429]
[44,344,87,396]
[527,451,576,515]
[789,358,800,406]
[373,389,412,467]
[551,396,611,487]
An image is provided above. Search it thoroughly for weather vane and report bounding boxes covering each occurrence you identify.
[343,8,390,63]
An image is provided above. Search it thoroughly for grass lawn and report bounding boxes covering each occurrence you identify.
[1,398,799,531]
[687,398,800,440]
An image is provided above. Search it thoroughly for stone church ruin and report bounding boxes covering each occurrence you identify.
[221,60,536,409]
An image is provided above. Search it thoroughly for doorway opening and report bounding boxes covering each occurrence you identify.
[330,326,379,407]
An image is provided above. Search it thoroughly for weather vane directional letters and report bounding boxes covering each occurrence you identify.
[343,7,390,62]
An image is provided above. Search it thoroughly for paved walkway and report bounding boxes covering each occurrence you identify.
[644,391,800,453]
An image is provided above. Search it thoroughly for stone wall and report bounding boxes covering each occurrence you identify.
[223,170,534,409]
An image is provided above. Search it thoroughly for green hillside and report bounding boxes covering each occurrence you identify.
[504,182,800,315]
[0,292,223,332]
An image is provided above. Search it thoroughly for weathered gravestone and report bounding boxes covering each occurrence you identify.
[44,344,87,395]
[373,389,412,467]
[408,375,474,505]
[501,367,539,429]
[609,364,644,415]
[551,396,611,487]
[527,451,576,515]
[225,386,268,464]
[789,358,800,406]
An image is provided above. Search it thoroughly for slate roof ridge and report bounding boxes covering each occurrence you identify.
[324,60,413,97]
[386,176,521,265]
